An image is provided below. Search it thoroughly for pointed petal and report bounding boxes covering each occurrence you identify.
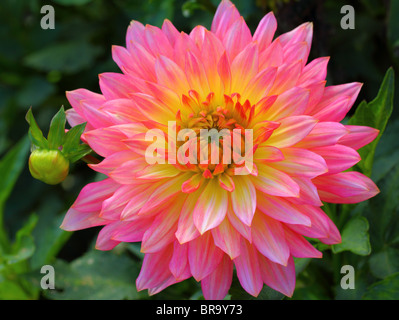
[251,165,300,197]
[311,145,361,175]
[283,226,322,258]
[266,115,318,148]
[212,218,241,259]
[294,122,349,149]
[338,125,379,150]
[258,254,296,297]
[175,191,201,244]
[211,0,241,39]
[193,179,228,234]
[253,12,277,52]
[251,212,290,265]
[141,205,181,253]
[314,172,380,204]
[188,232,224,281]
[233,239,263,297]
[257,194,311,226]
[201,254,233,300]
[230,176,256,226]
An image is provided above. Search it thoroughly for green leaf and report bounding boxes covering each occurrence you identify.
[0,280,31,300]
[24,41,102,74]
[47,106,66,149]
[62,122,86,153]
[348,68,395,176]
[332,217,371,256]
[3,214,38,265]
[30,197,71,270]
[17,77,56,109]
[44,250,141,300]
[369,247,399,279]
[67,144,93,163]
[62,122,92,162]
[363,273,399,300]
[0,136,30,215]
[25,108,48,149]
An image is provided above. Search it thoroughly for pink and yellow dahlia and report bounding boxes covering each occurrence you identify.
[61,0,380,299]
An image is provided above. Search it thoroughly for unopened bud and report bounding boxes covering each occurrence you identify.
[29,149,69,185]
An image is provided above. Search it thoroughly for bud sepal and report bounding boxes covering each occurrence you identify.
[25,106,93,184]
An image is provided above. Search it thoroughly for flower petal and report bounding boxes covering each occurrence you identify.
[201,254,233,300]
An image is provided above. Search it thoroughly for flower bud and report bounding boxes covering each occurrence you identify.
[29,149,69,185]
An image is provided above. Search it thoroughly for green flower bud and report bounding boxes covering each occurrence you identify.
[29,149,69,185]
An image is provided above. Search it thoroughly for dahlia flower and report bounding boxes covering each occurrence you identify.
[61,0,379,299]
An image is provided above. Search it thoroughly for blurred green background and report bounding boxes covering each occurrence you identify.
[0,0,398,300]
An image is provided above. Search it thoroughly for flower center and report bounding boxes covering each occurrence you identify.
[172,91,255,177]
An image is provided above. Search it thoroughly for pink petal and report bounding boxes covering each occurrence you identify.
[277,22,313,53]
[253,12,277,52]
[112,217,154,242]
[338,125,379,150]
[227,205,252,242]
[294,121,349,149]
[251,212,290,265]
[256,193,311,226]
[287,205,331,239]
[143,25,173,58]
[251,165,300,198]
[230,176,256,226]
[138,173,191,214]
[311,145,361,175]
[233,239,263,297]
[268,60,303,96]
[201,254,233,300]
[241,66,277,104]
[69,178,118,213]
[288,176,322,206]
[259,38,284,69]
[99,73,140,100]
[162,19,180,45]
[193,178,228,234]
[141,205,181,253]
[155,55,191,97]
[185,51,210,99]
[136,245,174,292]
[83,127,130,157]
[100,184,142,220]
[268,147,328,178]
[60,179,118,231]
[175,191,201,244]
[66,89,105,117]
[298,57,330,87]
[283,226,322,258]
[212,218,241,259]
[314,171,380,204]
[188,231,224,281]
[96,223,121,251]
[126,20,146,53]
[169,241,190,281]
[230,42,259,94]
[211,0,241,40]
[262,86,310,121]
[311,82,362,121]
[266,115,318,148]
[254,145,284,162]
[60,208,108,232]
[258,254,296,297]
[222,17,252,61]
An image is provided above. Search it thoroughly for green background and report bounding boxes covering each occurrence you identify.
[0,0,398,300]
